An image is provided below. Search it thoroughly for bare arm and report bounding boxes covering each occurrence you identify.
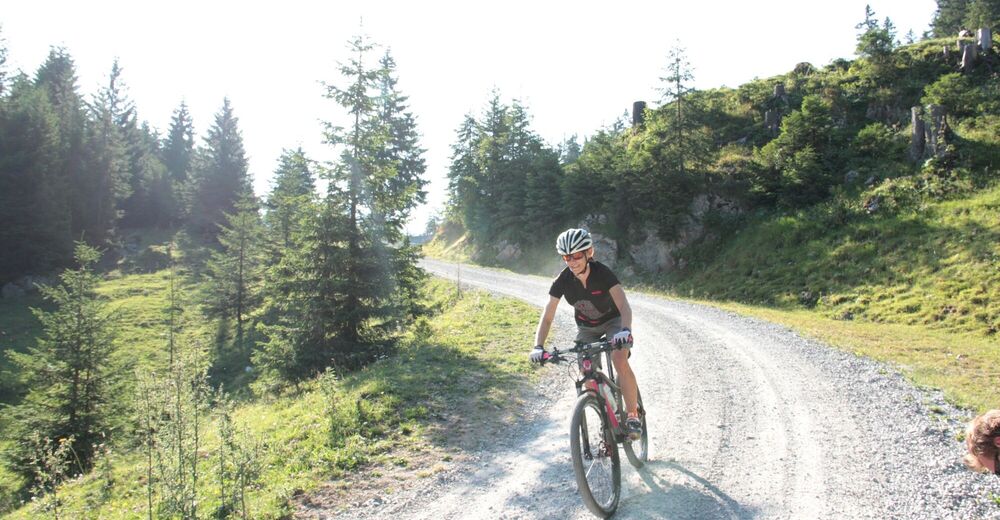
[609,284,632,330]
[533,296,561,347]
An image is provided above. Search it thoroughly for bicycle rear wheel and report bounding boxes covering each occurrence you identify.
[623,389,648,469]
[570,393,620,518]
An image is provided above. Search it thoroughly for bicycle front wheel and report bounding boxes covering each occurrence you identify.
[570,393,621,518]
[623,389,648,469]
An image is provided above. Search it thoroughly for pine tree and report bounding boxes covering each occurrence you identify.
[656,42,702,175]
[5,243,119,479]
[855,6,897,61]
[79,60,131,243]
[0,26,9,97]
[0,77,71,282]
[446,114,482,238]
[372,50,427,243]
[162,102,195,226]
[323,34,402,359]
[100,61,167,229]
[253,193,351,385]
[189,98,251,241]
[204,195,263,353]
[34,48,84,253]
[558,135,582,165]
[964,0,1000,30]
[932,0,970,36]
[263,148,316,254]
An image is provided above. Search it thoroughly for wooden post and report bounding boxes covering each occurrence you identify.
[910,106,925,162]
[632,101,647,128]
[764,109,780,135]
[927,105,948,158]
[979,28,992,52]
[962,42,978,71]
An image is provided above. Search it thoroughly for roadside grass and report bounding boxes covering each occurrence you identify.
[421,232,474,263]
[687,300,1000,413]
[2,278,539,519]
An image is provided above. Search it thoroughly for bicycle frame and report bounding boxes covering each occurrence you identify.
[575,353,623,431]
[550,340,630,442]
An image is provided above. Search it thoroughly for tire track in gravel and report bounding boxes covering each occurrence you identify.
[320,259,1000,520]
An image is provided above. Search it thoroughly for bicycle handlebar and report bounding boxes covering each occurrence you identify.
[541,339,631,364]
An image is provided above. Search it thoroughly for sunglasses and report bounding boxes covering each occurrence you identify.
[562,252,587,262]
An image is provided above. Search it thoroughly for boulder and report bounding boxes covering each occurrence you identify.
[628,229,677,274]
[590,232,618,269]
[1,282,25,299]
[495,240,522,262]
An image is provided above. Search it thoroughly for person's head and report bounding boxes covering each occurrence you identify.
[964,409,1000,475]
[556,228,594,274]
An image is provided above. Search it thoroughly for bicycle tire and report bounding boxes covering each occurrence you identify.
[622,389,649,469]
[570,393,621,518]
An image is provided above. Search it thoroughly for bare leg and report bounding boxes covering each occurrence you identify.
[611,349,638,416]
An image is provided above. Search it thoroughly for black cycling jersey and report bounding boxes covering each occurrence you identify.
[549,260,622,327]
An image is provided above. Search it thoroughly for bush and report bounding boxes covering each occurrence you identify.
[922,73,986,118]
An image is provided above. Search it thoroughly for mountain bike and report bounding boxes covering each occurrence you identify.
[542,339,648,518]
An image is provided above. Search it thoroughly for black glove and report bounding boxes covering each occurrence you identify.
[529,345,547,363]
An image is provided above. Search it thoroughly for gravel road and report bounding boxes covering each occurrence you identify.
[331,259,1000,519]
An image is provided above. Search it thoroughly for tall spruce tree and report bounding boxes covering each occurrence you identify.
[5,243,118,479]
[189,98,251,241]
[35,48,84,254]
[0,26,8,97]
[204,195,263,354]
[162,101,195,225]
[373,50,427,243]
[253,192,348,385]
[964,0,1000,29]
[79,61,131,244]
[932,0,970,36]
[322,34,409,358]
[101,61,167,229]
[0,76,70,282]
[263,148,316,253]
[446,114,482,239]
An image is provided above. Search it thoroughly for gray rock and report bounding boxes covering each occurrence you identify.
[589,232,618,269]
[1,282,25,299]
[495,241,522,262]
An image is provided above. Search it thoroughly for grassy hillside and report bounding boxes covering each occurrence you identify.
[641,182,1000,412]
[670,184,1000,337]
[0,273,539,518]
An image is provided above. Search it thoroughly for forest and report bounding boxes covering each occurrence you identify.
[0,0,998,516]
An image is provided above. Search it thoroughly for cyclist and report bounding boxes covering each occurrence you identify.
[529,228,642,440]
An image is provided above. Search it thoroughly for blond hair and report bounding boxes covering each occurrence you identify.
[964,409,1000,472]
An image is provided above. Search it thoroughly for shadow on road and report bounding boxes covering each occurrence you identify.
[619,460,759,519]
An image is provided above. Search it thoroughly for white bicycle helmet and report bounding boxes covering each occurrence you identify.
[556,228,593,255]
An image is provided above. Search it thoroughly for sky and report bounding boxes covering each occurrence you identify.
[4,0,938,235]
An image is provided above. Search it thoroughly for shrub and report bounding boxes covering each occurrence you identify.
[922,73,986,119]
